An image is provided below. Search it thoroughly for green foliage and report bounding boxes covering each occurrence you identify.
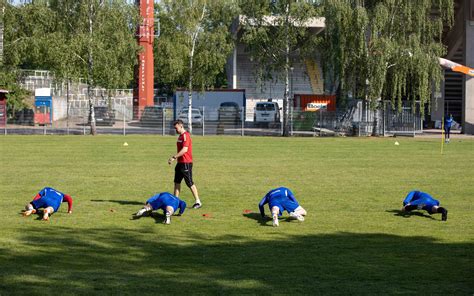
[239,0,320,83]
[238,0,321,136]
[2,0,140,89]
[0,136,473,294]
[320,0,454,112]
[155,0,237,91]
[0,68,30,113]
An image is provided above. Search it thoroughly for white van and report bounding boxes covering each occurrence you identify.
[254,102,281,127]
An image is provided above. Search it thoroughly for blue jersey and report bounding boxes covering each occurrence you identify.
[403,191,440,211]
[445,117,453,128]
[31,187,66,212]
[146,192,186,215]
[259,187,299,217]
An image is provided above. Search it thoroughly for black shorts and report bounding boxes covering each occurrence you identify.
[174,163,194,187]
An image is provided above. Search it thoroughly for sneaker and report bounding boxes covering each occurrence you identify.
[134,208,146,217]
[272,214,279,227]
[289,212,305,222]
[42,213,49,221]
[164,212,171,225]
[192,203,202,209]
[442,210,448,221]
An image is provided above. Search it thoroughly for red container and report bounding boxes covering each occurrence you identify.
[295,94,336,111]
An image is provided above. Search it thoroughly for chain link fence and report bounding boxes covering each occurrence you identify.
[1,100,423,137]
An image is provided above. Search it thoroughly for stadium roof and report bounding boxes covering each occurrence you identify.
[233,15,325,35]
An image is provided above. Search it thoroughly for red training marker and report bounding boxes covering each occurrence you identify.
[243,209,252,214]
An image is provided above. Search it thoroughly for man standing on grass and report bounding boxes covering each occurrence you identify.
[133,192,186,225]
[401,190,448,221]
[444,114,453,143]
[259,187,307,227]
[168,119,202,209]
[22,187,73,221]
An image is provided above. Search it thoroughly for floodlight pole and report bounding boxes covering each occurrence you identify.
[133,0,155,120]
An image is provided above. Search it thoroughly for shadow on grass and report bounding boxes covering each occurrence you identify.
[386,209,437,220]
[242,213,272,226]
[91,199,144,206]
[1,228,471,294]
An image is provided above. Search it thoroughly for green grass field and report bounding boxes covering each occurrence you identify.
[0,135,473,295]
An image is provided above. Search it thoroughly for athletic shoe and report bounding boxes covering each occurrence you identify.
[164,212,171,225]
[289,212,305,222]
[192,203,202,209]
[272,214,279,227]
[42,213,49,221]
[442,210,448,221]
[135,208,146,217]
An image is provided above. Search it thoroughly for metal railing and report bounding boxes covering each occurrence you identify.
[1,100,424,137]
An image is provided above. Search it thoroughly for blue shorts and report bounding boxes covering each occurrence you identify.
[32,196,62,212]
[269,200,299,216]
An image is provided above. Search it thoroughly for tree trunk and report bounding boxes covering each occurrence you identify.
[188,51,194,134]
[66,78,70,132]
[282,3,290,137]
[88,1,96,135]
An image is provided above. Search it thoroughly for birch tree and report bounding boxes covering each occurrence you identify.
[156,0,237,133]
[320,0,454,112]
[239,0,320,136]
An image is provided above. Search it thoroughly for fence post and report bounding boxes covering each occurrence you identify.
[381,101,384,137]
[413,113,416,137]
[280,112,284,136]
[202,106,205,137]
[162,107,166,136]
[319,109,322,137]
[241,107,244,136]
[420,114,423,134]
[290,105,293,136]
[123,105,126,136]
[66,103,70,135]
[43,108,47,135]
[83,109,86,135]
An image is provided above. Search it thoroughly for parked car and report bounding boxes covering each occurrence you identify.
[139,106,164,126]
[254,102,280,127]
[178,108,203,127]
[218,102,241,124]
[90,106,115,126]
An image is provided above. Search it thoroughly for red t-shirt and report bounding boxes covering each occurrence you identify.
[177,131,193,163]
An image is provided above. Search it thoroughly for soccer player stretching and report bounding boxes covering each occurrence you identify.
[134,192,187,225]
[402,190,448,221]
[259,187,307,227]
[23,187,73,220]
[168,119,202,209]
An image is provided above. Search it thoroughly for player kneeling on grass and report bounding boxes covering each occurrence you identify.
[259,187,307,227]
[402,190,448,221]
[23,187,73,221]
[134,192,186,225]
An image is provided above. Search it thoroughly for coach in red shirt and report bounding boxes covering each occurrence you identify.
[168,119,202,209]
